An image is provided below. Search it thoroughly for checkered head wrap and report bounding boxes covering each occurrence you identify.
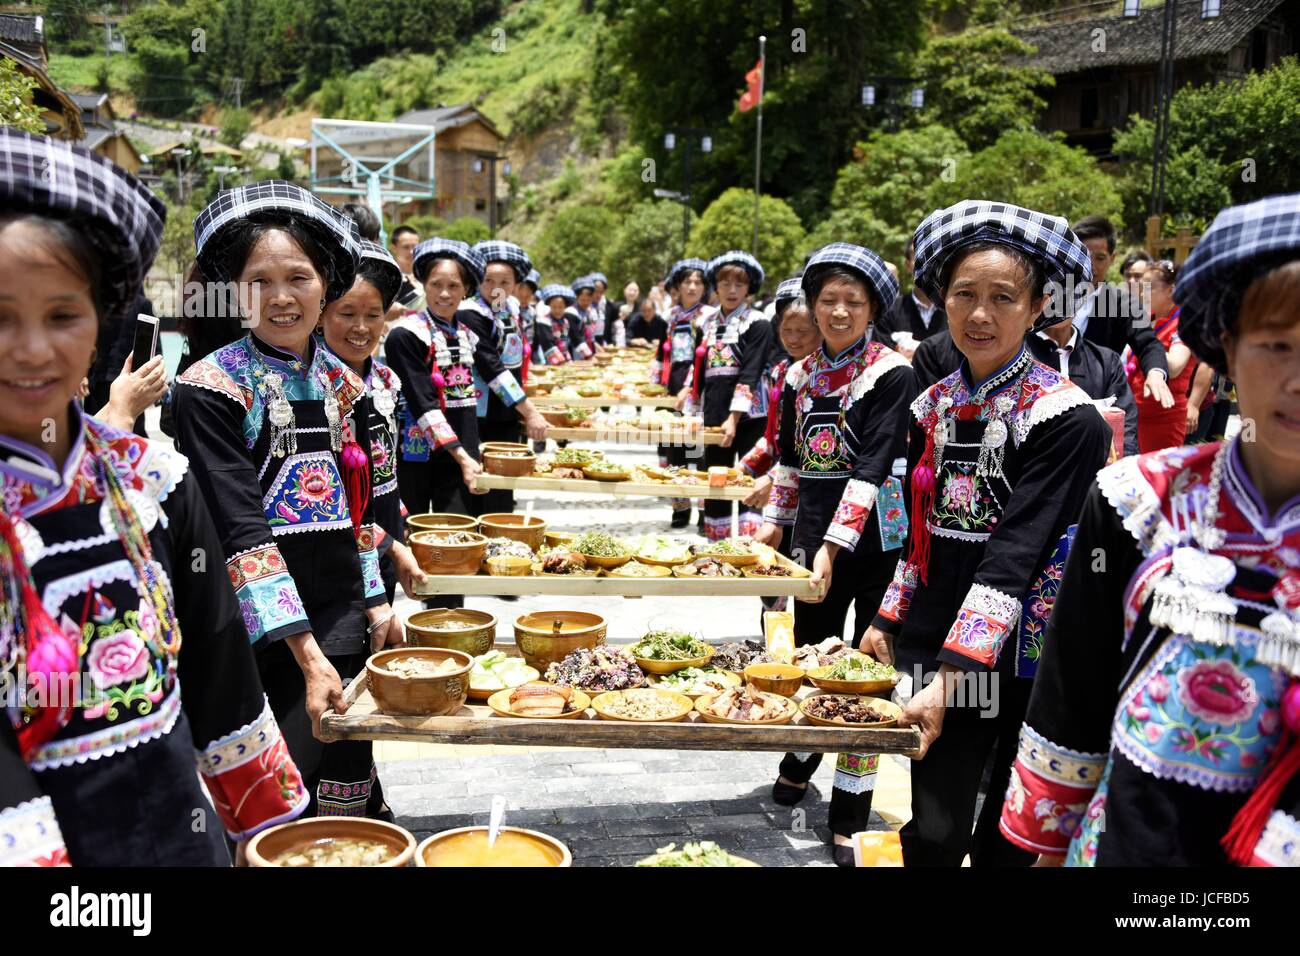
[540,283,576,305]
[0,128,165,324]
[774,275,805,313]
[590,272,608,288]
[412,238,486,293]
[571,275,596,294]
[668,257,709,291]
[1175,193,1300,374]
[801,243,898,316]
[522,268,541,291]
[194,180,360,303]
[912,199,1092,329]
[473,239,533,283]
[706,250,764,293]
[355,239,403,311]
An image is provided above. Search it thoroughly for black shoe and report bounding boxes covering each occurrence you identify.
[696,513,705,533]
[670,509,690,529]
[772,779,808,806]
[832,844,856,868]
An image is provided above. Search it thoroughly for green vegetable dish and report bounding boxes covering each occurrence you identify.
[823,654,896,681]
[653,667,734,694]
[552,448,600,467]
[636,841,751,867]
[570,531,631,557]
[694,538,754,556]
[585,460,626,474]
[631,629,712,661]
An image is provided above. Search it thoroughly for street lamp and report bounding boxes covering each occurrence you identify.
[663,127,714,258]
[861,77,924,130]
[213,164,239,190]
[170,147,193,204]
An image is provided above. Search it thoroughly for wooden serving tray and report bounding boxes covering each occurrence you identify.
[472,473,754,501]
[532,395,679,408]
[544,426,725,446]
[320,669,920,755]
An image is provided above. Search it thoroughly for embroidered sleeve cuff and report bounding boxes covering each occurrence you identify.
[196,698,310,840]
[0,797,69,867]
[545,346,565,366]
[998,725,1105,856]
[1251,811,1300,868]
[488,370,526,407]
[418,409,460,451]
[825,479,878,553]
[227,544,309,645]
[939,582,1022,672]
[358,527,385,605]
[763,463,799,523]
[575,342,594,360]
[730,383,755,415]
[875,559,918,627]
[740,437,772,477]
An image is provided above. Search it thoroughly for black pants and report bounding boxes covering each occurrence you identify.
[396,450,466,609]
[899,666,1036,867]
[470,418,521,517]
[258,642,386,819]
[777,547,894,837]
[701,415,765,539]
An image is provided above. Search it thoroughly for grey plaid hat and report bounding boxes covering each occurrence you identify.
[539,283,576,305]
[590,272,608,287]
[1175,192,1300,374]
[571,275,596,294]
[801,243,898,315]
[667,257,709,291]
[773,275,805,312]
[355,238,403,310]
[522,268,541,290]
[473,239,533,283]
[0,128,165,323]
[194,180,361,302]
[912,199,1092,328]
[412,237,486,292]
[706,250,764,293]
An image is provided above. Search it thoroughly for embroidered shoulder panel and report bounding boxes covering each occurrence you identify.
[1096,443,1220,556]
[390,313,432,347]
[848,343,910,404]
[177,353,253,410]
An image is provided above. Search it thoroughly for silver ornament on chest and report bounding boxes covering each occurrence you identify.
[1149,546,1239,647]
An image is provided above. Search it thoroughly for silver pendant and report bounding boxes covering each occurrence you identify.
[1152,547,1239,647]
[373,387,396,419]
[1258,609,1300,678]
[325,391,343,452]
[263,373,297,458]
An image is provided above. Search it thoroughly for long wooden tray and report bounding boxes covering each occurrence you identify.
[473,473,754,500]
[411,568,823,599]
[545,426,724,445]
[320,673,920,755]
[532,395,679,408]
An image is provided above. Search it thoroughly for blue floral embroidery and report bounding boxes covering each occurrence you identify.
[263,452,349,531]
[1016,525,1076,678]
[876,477,908,552]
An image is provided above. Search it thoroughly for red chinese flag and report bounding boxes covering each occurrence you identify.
[738,58,764,113]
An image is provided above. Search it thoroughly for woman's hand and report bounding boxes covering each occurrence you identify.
[1185,401,1201,434]
[458,451,485,493]
[390,541,428,599]
[720,414,738,448]
[286,632,345,740]
[802,542,837,604]
[365,603,403,653]
[752,521,783,549]
[860,625,894,666]
[675,387,691,411]
[1143,368,1175,409]
[523,410,549,441]
[1032,854,1066,868]
[100,354,166,429]
[743,474,773,509]
[899,666,960,760]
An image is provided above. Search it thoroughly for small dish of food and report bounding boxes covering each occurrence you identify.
[690,538,760,567]
[536,549,597,576]
[743,662,806,697]
[791,637,859,672]
[247,818,417,868]
[800,694,902,728]
[569,531,632,569]
[590,688,693,723]
[635,841,758,867]
[487,682,591,719]
[582,460,632,482]
[468,651,539,700]
[544,645,645,693]
[629,629,715,674]
[606,561,672,578]
[647,666,742,699]
[806,654,899,694]
[672,556,742,578]
[695,685,797,725]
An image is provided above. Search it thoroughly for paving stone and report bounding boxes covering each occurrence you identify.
[736,828,797,849]
[604,817,696,837]
[542,776,607,794]
[738,847,799,867]
[687,812,769,832]
[467,807,561,828]
[384,782,469,803]
[565,760,646,776]
[555,804,646,824]
[677,831,746,853]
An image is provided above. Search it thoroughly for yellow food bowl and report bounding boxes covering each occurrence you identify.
[743,662,806,697]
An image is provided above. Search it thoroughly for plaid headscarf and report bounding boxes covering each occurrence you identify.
[194,180,360,303]
[539,283,575,305]
[706,250,764,293]
[411,238,485,292]
[773,275,805,316]
[355,238,403,311]
[473,239,533,283]
[522,268,541,291]
[668,257,709,291]
[0,128,164,324]
[801,242,898,316]
[1175,193,1300,374]
[571,275,596,294]
[912,199,1092,330]
[590,272,609,288]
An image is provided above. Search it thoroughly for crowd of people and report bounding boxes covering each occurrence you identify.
[1,127,1296,870]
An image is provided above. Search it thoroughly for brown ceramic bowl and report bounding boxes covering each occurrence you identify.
[247,817,417,868]
[481,443,537,477]
[485,555,533,577]
[405,608,497,656]
[478,513,547,552]
[743,662,806,697]
[415,826,572,867]
[544,530,576,548]
[409,530,489,575]
[513,610,607,672]
[406,512,478,539]
[366,646,473,716]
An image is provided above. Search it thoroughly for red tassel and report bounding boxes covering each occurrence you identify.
[907,425,938,585]
[660,340,672,387]
[691,344,707,404]
[1222,729,1300,866]
[520,342,531,386]
[762,385,781,450]
[340,441,371,538]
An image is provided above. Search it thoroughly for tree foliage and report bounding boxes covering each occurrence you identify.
[607,200,697,291]
[536,205,618,282]
[688,188,806,285]
[0,58,44,134]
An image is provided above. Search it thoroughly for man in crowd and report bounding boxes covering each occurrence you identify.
[872,236,946,358]
[388,224,422,318]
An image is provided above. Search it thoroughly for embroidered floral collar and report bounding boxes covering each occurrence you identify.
[0,402,89,506]
[1225,439,1300,538]
[959,346,1033,400]
[818,334,869,370]
[249,332,317,377]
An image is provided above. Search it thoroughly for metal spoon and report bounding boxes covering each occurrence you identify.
[487,793,507,848]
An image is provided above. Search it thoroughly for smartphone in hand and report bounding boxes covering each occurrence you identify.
[131,313,160,372]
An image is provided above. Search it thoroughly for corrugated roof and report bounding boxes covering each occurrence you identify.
[0,14,41,45]
[396,103,503,139]
[1014,0,1286,75]
[70,91,109,110]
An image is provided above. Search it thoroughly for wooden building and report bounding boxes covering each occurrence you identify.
[1014,0,1298,156]
[0,14,82,140]
[70,91,143,174]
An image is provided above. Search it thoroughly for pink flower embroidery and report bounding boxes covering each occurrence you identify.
[292,463,337,507]
[1146,674,1170,704]
[1144,724,1163,744]
[1177,659,1258,726]
[370,439,389,469]
[943,474,976,511]
[808,428,836,456]
[86,631,151,690]
[446,365,472,387]
[1126,701,1151,722]
[1259,708,1280,736]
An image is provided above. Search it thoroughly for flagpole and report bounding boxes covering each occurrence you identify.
[752,35,766,258]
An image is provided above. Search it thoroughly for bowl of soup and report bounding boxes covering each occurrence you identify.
[415,826,571,868]
[366,646,473,716]
[247,818,416,868]
[513,610,607,672]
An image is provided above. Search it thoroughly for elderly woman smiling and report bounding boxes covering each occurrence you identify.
[861,201,1111,867]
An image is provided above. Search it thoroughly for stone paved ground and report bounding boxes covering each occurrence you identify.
[382,438,915,867]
